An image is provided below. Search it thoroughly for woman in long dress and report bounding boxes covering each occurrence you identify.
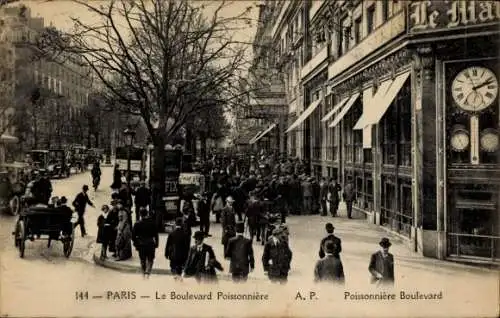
[115,209,132,261]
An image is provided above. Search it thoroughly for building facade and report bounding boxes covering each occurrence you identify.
[241,1,288,154]
[0,5,92,154]
[256,0,499,264]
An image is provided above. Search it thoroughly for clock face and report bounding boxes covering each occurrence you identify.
[450,131,469,152]
[451,66,498,112]
[480,130,499,152]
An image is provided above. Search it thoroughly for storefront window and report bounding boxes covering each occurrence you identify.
[332,125,339,162]
[399,85,412,166]
[447,184,499,259]
[326,95,334,161]
[365,175,374,211]
[343,100,362,163]
[381,178,396,228]
[399,182,413,237]
[382,82,411,166]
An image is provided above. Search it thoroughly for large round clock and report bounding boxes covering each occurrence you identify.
[450,126,469,152]
[480,128,499,152]
[451,66,498,112]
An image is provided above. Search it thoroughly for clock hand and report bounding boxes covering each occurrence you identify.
[472,80,494,90]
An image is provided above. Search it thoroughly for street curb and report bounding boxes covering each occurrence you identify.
[91,249,262,281]
[92,252,171,275]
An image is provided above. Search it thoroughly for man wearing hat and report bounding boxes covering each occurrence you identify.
[132,208,159,277]
[221,196,237,251]
[368,238,395,285]
[184,231,222,282]
[197,191,211,237]
[314,241,345,284]
[262,226,293,284]
[132,180,151,222]
[58,196,74,237]
[72,185,94,237]
[343,177,356,219]
[165,217,191,277]
[225,222,254,282]
[319,223,342,259]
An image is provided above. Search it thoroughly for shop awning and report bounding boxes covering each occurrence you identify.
[253,123,277,143]
[328,93,360,128]
[285,98,322,133]
[362,71,411,127]
[0,133,19,144]
[248,129,264,145]
[353,80,392,130]
[320,96,349,122]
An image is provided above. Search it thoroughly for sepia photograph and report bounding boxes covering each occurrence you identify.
[0,0,498,317]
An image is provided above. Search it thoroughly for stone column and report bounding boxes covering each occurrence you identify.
[413,45,443,258]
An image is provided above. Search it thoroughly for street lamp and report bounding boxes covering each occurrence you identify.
[123,125,136,188]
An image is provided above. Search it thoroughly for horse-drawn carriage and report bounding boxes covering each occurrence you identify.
[12,205,76,258]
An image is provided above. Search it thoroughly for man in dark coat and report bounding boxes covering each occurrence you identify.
[319,223,342,258]
[197,192,211,237]
[111,164,122,192]
[311,177,321,214]
[225,222,254,282]
[31,171,52,205]
[343,178,356,219]
[245,192,262,242]
[328,178,342,217]
[262,227,292,284]
[184,231,223,283]
[165,218,191,277]
[132,208,159,277]
[72,185,94,237]
[369,238,395,286]
[133,181,151,222]
[319,178,329,216]
[57,196,74,236]
[314,241,345,284]
[221,196,236,251]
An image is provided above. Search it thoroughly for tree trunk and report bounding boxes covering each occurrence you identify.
[200,134,207,161]
[95,131,99,148]
[151,134,166,229]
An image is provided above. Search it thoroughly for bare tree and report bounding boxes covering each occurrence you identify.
[37,0,255,215]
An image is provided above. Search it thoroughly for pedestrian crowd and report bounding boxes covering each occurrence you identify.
[92,153,394,285]
[17,152,395,286]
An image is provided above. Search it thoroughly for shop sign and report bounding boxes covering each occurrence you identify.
[179,173,204,185]
[408,1,500,33]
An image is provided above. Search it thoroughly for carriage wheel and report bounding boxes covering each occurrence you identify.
[9,195,20,216]
[63,227,75,258]
[16,220,26,258]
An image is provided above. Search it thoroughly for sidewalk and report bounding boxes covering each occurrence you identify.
[92,212,496,282]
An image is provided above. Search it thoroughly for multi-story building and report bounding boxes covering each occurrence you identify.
[243,1,288,154]
[254,0,500,265]
[0,5,92,152]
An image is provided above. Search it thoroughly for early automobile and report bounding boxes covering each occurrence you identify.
[12,204,76,258]
[47,149,71,178]
[0,162,29,215]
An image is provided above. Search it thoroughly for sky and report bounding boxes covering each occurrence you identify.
[18,0,258,43]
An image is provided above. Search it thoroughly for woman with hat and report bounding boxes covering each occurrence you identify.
[184,231,223,283]
[368,237,395,285]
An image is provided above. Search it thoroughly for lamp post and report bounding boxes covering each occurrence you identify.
[123,125,136,188]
